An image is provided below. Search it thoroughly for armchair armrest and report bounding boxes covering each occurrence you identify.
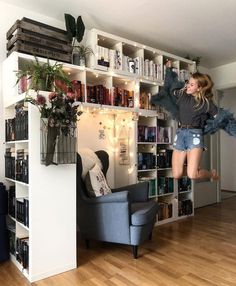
[85,190,129,204]
[112,181,149,202]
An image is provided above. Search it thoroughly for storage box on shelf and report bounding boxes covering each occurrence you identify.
[6,17,72,63]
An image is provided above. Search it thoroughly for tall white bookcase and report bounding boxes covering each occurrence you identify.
[2,27,195,282]
[2,53,77,282]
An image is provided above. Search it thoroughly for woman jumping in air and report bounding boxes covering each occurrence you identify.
[153,60,219,180]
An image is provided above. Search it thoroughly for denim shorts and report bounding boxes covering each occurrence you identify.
[173,128,204,151]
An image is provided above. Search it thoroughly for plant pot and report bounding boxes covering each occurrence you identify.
[79,57,86,66]
[72,53,86,66]
[72,53,80,65]
[35,78,54,92]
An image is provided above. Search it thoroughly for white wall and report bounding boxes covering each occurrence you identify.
[211,61,236,90]
[0,1,65,182]
[210,61,236,193]
[220,88,236,191]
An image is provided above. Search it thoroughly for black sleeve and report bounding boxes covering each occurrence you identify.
[164,68,185,100]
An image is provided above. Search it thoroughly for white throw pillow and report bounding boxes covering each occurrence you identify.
[85,164,111,197]
[78,148,103,180]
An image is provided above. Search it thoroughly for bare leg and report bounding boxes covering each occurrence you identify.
[172,150,187,179]
[186,148,219,180]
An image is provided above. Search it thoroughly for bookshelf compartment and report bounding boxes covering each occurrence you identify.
[157,197,173,222]
[139,81,159,110]
[86,71,112,105]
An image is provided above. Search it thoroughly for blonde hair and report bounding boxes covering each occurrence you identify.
[182,72,214,111]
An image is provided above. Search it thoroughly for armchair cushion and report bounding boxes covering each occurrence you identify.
[131,200,158,226]
[79,148,103,179]
[85,163,111,197]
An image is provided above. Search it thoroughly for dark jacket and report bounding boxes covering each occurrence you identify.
[151,68,236,137]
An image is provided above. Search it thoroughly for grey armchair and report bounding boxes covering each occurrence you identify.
[76,151,158,258]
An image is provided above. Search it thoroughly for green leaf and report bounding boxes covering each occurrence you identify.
[76,16,85,43]
[64,13,76,42]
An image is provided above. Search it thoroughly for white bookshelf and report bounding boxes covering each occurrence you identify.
[2,54,77,282]
[2,27,196,281]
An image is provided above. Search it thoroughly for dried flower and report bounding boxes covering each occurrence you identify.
[26,91,82,136]
[36,94,46,105]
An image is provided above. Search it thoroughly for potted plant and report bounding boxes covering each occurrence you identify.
[73,44,94,66]
[64,13,93,66]
[15,57,83,166]
[16,57,71,92]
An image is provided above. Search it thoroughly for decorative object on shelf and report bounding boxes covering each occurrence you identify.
[72,44,94,66]
[64,14,93,66]
[6,17,72,63]
[185,55,201,71]
[26,91,82,166]
[15,56,71,92]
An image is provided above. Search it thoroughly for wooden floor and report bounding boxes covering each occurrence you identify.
[1,197,236,286]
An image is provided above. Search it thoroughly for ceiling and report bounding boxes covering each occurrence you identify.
[3,0,236,68]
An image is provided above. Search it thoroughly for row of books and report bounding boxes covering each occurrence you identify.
[178,199,193,216]
[138,127,173,143]
[70,80,85,102]
[8,185,16,218]
[8,229,16,255]
[86,85,134,107]
[137,176,192,197]
[139,92,156,110]
[96,46,121,70]
[138,177,156,197]
[96,45,164,79]
[15,149,29,184]
[138,150,173,170]
[156,149,173,168]
[113,88,134,107]
[158,203,173,221]
[138,152,156,170]
[87,85,111,105]
[122,57,162,80]
[5,148,15,179]
[5,148,29,183]
[5,111,28,142]
[158,177,174,195]
[138,126,156,142]
[157,126,173,143]
[16,198,29,227]
[18,76,86,101]
[16,237,29,270]
[178,177,191,192]
[138,126,173,143]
